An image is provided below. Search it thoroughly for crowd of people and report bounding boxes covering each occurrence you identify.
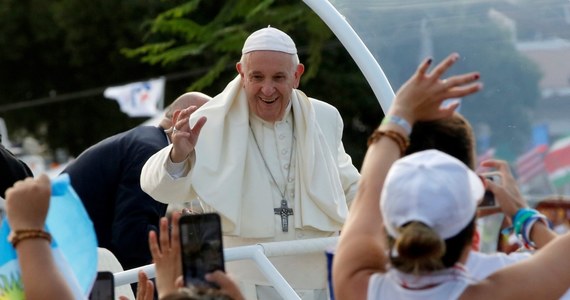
[2,26,570,300]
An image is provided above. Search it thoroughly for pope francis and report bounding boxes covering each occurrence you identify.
[140,27,360,299]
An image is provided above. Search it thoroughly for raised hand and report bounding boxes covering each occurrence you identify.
[480,159,528,218]
[148,212,182,298]
[390,53,482,125]
[5,174,51,231]
[205,270,245,300]
[169,105,207,163]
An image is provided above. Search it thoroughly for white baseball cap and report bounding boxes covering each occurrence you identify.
[381,149,484,240]
[242,26,297,55]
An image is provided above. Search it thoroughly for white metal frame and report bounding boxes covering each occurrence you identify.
[113,237,338,300]
[302,0,395,111]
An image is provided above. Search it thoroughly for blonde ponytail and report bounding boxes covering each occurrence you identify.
[390,222,445,275]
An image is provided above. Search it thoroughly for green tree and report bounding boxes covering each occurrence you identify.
[127,0,380,167]
[0,0,185,156]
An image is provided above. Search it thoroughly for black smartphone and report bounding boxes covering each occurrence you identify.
[179,213,225,290]
[479,172,502,209]
[89,271,114,300]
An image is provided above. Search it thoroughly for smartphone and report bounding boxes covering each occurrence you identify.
[89,271,114,300]
[478,172,502,209]
[179,213,225,290]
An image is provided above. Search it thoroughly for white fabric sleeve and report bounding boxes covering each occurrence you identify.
[334,111,360,207]
[166,158,188,179]
[140,144,198,204]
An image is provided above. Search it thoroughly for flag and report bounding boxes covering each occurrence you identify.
[515,144,548,184]
[104,77,165,117]
[545,136,570,187]
[476,148,495,173]
[0,174,97,299]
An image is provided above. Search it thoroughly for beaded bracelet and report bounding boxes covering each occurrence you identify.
[367,129,410,156]
[8,229,52,248]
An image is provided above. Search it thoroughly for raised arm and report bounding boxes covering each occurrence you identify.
[463,230,570,300]
[333,53,482,300]
[5,175,75,300]
[482,159,557,249]
[140,104,207,204]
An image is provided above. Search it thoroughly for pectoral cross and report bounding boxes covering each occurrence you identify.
[274,199,294,232]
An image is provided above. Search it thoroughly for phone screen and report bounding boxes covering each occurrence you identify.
[179,213,225,289]
[479,190,496,208]
[478,173,501,209]
[89,271,114,300]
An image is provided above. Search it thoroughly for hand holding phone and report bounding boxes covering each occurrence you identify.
[478,172,502,210]
[179,213,225,290]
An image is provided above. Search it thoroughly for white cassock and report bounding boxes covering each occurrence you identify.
[141,76,360,299]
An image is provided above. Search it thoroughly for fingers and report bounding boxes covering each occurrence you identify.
[445,82,483,99]
[206,271,244,300]
[479,159,528,217]
[429,53,459,80]
[205,270,226,285]
[191,116,207,137]
[444,72,480,87]
[173,106,201,132]
[170,212,181,254]
[142,280,154,300]
[149,230,161,260]
[434,101,461,119]
[480,160,515,182]
[440,72,482,99]
[416,57,433,76]
[37,173,51,185]
[159,217,170,252]
[136,271,154,300]
[485,179,519,217]
[175,276,184,288]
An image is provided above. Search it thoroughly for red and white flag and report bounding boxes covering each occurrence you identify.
[104,77,165,117]
[545,136,570,188]
[515,144,548,184]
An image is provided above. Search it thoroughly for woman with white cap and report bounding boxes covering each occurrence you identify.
[333,53,570,299]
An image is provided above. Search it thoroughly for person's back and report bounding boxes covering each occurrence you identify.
[64,92,210,271]
[333,54,570,300]
[63,125,169,269]
[368,268,473,300]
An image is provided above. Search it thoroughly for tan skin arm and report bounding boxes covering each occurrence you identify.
[332,53,482,300]
[462,232,570,300]
[5,175,75,300]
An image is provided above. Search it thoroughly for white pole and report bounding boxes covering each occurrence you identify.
[302,0,395,111]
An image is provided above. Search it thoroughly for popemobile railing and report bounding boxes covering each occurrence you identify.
[113,236,339,300]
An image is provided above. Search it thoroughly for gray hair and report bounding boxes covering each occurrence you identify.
[239,52,300,73]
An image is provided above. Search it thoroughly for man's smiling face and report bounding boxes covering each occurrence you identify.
[237,51,304,123]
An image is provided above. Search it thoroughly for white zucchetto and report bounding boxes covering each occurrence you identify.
[242,26,297,55]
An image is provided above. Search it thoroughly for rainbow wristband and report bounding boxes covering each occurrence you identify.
[513,208,538,237]
[521,214,552,249]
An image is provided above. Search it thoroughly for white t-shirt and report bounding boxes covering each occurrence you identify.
[367,268,474,300]
[466,251,570,299]
[465,250,531,280]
